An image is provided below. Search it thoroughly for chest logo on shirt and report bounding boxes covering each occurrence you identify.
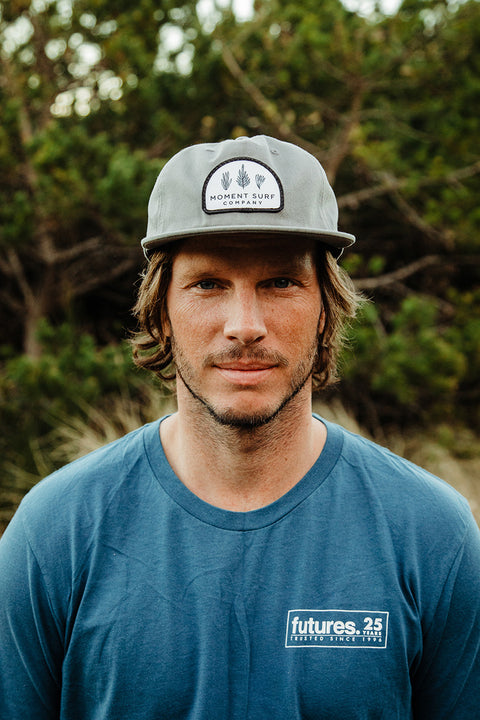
[285,609,389,649]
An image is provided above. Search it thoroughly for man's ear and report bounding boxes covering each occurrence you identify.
[164,315,172,338]
[318,308,326,335]
[162,306,172,339]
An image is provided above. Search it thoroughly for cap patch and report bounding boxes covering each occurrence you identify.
[203,157,284,214]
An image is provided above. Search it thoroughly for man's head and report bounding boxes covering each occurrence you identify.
[132,136,361,410]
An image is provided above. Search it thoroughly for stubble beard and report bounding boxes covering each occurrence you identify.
[171,335,318,431]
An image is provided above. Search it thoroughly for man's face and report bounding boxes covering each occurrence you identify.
[166,235,323,429]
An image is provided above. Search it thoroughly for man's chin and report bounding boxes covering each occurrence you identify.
[205,404,280,429]
[202,387,307,430]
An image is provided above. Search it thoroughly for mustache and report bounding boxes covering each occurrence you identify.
[204,345,289,368]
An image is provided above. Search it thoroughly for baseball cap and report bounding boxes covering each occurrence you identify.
[141,135,355,259]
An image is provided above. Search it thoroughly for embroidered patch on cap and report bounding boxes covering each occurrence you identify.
[202,157,284,214]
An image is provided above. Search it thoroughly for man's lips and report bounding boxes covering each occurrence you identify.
[204,347,289,385]
[204,346,289,370]
[213,362,277,385]
[214,362,276,371]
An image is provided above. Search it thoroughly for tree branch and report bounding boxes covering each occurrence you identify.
[353,255,441,290]
[5,248,36,308]
[69,257,139,299]
[338,161,480,210]
[353,253,480,292]
[0,289,23,314]
[0,253,14,277]
[392,191,454,249]
[323,85,365,183]
[220,43,322,158]
[51,236,103,264]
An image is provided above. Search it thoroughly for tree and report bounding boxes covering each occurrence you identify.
[0,0,203,355]
[1,0,479,425]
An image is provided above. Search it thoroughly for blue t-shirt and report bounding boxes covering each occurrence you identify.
[0,417,479,719]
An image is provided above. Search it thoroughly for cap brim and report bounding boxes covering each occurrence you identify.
[141,225,355,260]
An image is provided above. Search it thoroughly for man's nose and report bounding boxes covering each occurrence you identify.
[223,289,267,345]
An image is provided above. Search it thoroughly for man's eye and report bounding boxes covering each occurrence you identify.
[272,278,293,288]
[196,280,217,290]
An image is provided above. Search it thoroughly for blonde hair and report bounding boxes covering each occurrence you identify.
[132,245,361,391]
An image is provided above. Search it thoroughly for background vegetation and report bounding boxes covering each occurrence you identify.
[1,0,479,529]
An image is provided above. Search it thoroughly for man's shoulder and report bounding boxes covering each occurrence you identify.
[17,421,159,540]
[330,421,474,534]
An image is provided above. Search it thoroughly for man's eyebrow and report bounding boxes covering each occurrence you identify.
[174,267,227,286]
[266,258,314,275]
[273,262,310,273]
[173,251,314,278]
[179,263,312,280]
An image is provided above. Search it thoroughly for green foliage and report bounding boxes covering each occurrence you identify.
[341,295,472,427]
[0,321,154,468]
[27,124,161,239]
[1,0,480,520]
[0,320,169,526]
[4,320,133,409]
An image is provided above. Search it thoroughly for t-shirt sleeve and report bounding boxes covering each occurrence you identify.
[411,510,480,719]
[0,508,63,718]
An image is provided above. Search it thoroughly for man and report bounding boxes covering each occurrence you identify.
[0,135,479,719]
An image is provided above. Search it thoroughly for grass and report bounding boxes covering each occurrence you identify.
[1,395,479,533]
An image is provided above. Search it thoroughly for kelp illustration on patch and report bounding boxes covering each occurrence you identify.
[236,164,250,189]
[221,171,232,190]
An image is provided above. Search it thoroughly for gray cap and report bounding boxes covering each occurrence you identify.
[141,135,355,258]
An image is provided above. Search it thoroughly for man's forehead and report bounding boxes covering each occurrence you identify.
[175,234,317,262]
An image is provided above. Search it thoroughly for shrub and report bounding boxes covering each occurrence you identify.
[0,320,173,529]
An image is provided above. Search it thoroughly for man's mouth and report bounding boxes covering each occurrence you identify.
[213,362,277,385]
[215,361,276,371]
[206,346,289,370]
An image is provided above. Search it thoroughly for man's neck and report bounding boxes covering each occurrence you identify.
[159,389,326,512]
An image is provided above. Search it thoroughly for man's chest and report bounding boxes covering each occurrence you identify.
[61,529,417,719]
